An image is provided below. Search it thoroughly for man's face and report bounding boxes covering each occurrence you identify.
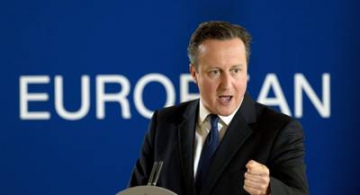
[190,38,248,116]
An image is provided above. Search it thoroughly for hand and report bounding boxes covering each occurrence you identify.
[244,160,270,195]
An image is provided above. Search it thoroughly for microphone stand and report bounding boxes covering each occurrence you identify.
[116,161,177,195]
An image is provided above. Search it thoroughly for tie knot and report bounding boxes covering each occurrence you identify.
[208,114,219,128]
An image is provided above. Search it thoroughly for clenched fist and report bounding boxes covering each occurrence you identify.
[244,160,270,195]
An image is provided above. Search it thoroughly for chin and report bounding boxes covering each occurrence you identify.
[217,109,235,117]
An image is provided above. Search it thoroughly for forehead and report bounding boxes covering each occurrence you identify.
[198,38,245,56]
[197,38,247,65]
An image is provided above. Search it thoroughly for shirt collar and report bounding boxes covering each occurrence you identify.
[198,99,242,126]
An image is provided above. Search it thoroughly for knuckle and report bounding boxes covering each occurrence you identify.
[260,184,267,189]
[265,168,270,175]
[244,180,248,185]
[265,177,270,183]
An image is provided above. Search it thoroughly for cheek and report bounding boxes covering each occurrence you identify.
[234,78,248,91]
[199,79,217,93]
[201,81,213,92]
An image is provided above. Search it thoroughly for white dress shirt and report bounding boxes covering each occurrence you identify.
[193,100,241,178]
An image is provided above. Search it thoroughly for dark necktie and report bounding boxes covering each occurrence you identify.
[195,114,220,194]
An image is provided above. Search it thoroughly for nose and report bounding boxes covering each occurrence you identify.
[220,72,232,90]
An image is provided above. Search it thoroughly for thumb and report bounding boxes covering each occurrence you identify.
[246,159,258,169]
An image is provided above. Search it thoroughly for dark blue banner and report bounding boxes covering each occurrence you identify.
[1,0,359,194]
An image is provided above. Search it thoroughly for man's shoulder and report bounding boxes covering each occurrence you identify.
[253,101,295,128]
[155,99,198,119]
[254,102,290,118]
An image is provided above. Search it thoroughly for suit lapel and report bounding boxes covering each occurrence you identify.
[178,100,198,195]
[201,94,257,195]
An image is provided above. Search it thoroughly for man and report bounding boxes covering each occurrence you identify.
[129,21,309,195]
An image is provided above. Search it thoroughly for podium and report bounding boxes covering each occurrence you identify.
[116,161,178,195]
[116,185,177,195]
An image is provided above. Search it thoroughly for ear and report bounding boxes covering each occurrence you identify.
[189,64,198,84]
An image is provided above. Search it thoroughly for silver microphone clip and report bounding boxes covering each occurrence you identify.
[147,161,163,186]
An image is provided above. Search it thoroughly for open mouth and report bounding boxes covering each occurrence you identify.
[218,95,233,104]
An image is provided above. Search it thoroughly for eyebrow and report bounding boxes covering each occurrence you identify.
[231,64,244,68]
[206,64,244,70]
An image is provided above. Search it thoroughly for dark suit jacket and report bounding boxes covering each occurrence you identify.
[129,93,309,195]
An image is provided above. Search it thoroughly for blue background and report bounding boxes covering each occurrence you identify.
[1,0,360,194]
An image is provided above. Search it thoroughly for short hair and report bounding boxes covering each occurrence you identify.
[187,21,252,70]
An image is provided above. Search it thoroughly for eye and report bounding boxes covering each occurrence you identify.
[208,69,221,78]
[231,68,242,74]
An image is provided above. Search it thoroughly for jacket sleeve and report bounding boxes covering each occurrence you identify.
[269,119,309,195]
[127,111,158,187]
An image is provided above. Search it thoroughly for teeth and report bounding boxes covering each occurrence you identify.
[219,96,232,103]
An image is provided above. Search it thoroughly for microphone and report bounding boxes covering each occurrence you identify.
[116,161,177,195]
[147,161,163,186]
